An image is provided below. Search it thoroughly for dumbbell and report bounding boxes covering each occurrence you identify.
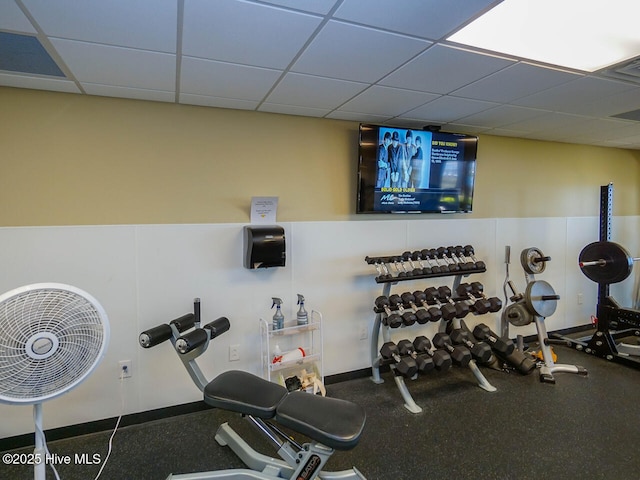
[452,246,476,270]
[391,256,412,278]
[432,333,472,367]
[389,294,417,326]
[419,249,442,273]
[367,256,393,281]
[425,286,470,320]
[397,339,434,374]
[446,245,469,270]
[450,328,493,364]
[428,248,452,272]
[463,245,487,270]
[401,292,431,324]
[472,323,515,355]
[412,290,442,323]
[424,287,460,321]
[436,246,460,272]
[469,282,502,313]
[412,335,452,371]
[456,283,492,315]
[374,296,403,328]
[401,251,427,276]
[498,347,537,375]
[379,342,418,378]
[411,251,433,275]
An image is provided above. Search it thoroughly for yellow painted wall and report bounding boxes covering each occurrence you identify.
[1,86,639,226]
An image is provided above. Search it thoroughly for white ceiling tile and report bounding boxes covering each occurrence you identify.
[264,73,367,109]
[325,110,396,123]
[571,86,640,118]
[456,104,550,128]
[453,63,580,102]
[179,93,259,110]
[292,20,430,82]
[444,123,493,134]
[403,95,498,122]
[23,0,177,52]
[50,39,175,91]
[338,85,439,116]
[183,0,321,69]
[512,76,638,113]
[83,84,175,103]
[258,103,330,117]
[180,56,281,100]
[335,0,497,40]
[0,1,36,33]
[380,44,514,94]
[324,111,392,122]
[0,72,80,93]
[180,93,260,110]
[258,0,339,15]
[381,118,434,129]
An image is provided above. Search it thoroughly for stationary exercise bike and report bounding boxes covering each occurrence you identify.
[139,298,367,480]
[501,247,588,383]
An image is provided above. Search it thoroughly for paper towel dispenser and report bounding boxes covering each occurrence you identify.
[243,225,286,269]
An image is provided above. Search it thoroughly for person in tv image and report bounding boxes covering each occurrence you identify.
[409,135,423,189]
[376,131,392,188]
[401,129,416,188]
[388,131,402,188]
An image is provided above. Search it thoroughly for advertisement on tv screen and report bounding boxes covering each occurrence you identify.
[358,124,476,214]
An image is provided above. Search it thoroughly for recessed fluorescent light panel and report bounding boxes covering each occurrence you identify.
[448,0,640,72]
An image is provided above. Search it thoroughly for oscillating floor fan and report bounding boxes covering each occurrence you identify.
[0,283,110,480]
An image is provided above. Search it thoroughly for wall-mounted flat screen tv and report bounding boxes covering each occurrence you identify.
[357,124,478,214]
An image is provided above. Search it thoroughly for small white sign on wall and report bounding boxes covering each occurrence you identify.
[251,196,278,224]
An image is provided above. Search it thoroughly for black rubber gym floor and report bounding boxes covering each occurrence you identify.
[2,345,639,479]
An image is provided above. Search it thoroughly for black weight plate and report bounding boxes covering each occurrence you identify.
[579,241,633,284]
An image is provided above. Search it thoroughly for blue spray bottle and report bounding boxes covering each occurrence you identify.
[271,297,284,330]
[296,294,308,325]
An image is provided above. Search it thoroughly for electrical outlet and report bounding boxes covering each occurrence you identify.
[229,344,240,361]
[577,293,583,305]
[118,360,132,379]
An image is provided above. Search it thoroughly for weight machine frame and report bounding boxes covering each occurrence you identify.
[368,264,496,414]
[560,184,640,369]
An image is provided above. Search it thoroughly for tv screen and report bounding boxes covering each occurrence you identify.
[357,124,478,214]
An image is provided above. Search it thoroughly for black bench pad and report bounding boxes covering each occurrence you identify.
[204,370,287,418]
[275,391,366,451]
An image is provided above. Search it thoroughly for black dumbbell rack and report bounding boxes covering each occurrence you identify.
[367,247,496,414]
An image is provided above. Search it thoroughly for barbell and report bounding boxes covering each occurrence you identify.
[578,241,640,284]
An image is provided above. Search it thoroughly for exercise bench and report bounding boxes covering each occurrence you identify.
[139,298,367,480]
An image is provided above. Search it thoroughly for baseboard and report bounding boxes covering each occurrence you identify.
[0,401,208,453]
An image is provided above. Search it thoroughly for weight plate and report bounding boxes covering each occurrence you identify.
[524,280,558,318]
[521,247,546,274]
[579,241,633,284]
[502,302,534,327]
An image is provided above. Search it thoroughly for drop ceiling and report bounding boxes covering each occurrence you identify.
[3,0,640,149]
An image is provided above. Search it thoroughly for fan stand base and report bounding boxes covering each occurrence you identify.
[34,403,46,480]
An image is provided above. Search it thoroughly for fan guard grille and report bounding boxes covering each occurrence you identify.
[0,284,109,404]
